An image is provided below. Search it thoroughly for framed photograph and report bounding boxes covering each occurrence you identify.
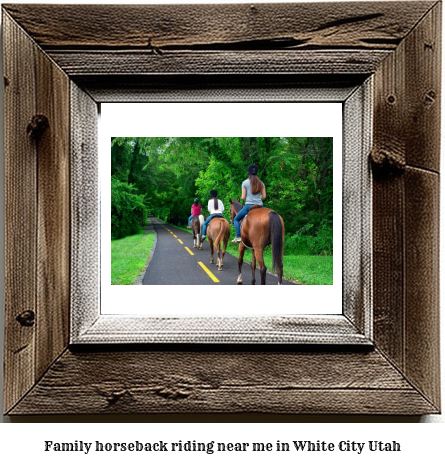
[3,2,440,415]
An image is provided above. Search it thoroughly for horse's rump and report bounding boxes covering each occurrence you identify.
[191,215,203,239]
[209,218,230,246]
[230,199,284,284]
[242,207,273,235]
[243,208,284,270]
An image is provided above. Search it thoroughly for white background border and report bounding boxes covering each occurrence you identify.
[101,102,342,316]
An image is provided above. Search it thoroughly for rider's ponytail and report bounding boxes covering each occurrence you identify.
[247,164,263,195]
[249,174,263,195]
[210,189,218,210]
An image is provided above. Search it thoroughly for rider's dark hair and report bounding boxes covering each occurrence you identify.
[210,189,218,210]
[247,164,262,195]
[194,198,199,206]
[249,174,263,195]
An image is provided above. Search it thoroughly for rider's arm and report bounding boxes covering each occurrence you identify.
[241,188,247,202]
[261,186,266,200]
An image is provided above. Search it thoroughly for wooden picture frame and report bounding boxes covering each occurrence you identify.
[2,2,440,415]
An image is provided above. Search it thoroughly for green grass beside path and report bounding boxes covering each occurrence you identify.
[111,230,155,285]
[171,223,333,285]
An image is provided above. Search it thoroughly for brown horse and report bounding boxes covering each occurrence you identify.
[229,200,284,285]
[191,214,204,249]
[206,216,230,271]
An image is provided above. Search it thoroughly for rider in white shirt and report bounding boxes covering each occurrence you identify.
[201,189,224,240]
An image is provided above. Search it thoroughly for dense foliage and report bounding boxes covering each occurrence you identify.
[111,137,333,254]
[111,176,148,239]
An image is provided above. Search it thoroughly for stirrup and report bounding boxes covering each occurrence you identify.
[231,237,242,243]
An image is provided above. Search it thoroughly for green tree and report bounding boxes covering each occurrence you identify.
[110,136,333,255]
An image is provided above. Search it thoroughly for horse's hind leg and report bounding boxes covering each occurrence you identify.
[220,238,228,269]
[237,243,246,284]
[254,248,267,285]
[216,243,221,270]
[251,251,256,285]
[198,228,203,249]
[209,240,214,264]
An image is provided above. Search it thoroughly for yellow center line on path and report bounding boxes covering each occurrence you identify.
[173,235,177,238]
[198,262,220,283]
[178,239,183,244]
[185,247,194,256]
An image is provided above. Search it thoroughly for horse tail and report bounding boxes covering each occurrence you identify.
[199,214,204,235]
[215,219,226,249]
[269,211,283,272]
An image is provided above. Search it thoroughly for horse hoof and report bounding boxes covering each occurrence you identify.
[237,281,243,285]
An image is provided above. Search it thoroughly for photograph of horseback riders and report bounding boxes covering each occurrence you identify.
[111,137,334,287]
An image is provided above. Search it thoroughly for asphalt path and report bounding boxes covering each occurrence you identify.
[142,217,296,285]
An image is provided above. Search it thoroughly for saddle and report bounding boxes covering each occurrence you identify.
[209,214,224,221]
[239,205,263,230]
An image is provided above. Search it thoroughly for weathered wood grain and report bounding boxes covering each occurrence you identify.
[74,316,370,345]
[35,38,71,382]
[47,50,391,77]
[404,2,441,172]
[74,75,365,103]
[372,3,441,411]
[8,349,437,415]
[372,172,405,370]
[404,167,440,409]
[3,12,37,414]
[343,81,372,336]
[371,1,440,174]
[372,37,406,369]
[2,2,435,50]
[70,83,99,340]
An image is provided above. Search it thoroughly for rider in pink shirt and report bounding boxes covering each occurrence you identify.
[187,198,202,228]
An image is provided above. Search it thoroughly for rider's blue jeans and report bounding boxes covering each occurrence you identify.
[188,214,194,226]
[234,204,254,238]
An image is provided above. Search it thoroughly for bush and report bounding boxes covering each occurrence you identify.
[111,177,148,239]
[284,223,333,256]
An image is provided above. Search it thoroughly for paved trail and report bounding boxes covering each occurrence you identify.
[142,217,296,285]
